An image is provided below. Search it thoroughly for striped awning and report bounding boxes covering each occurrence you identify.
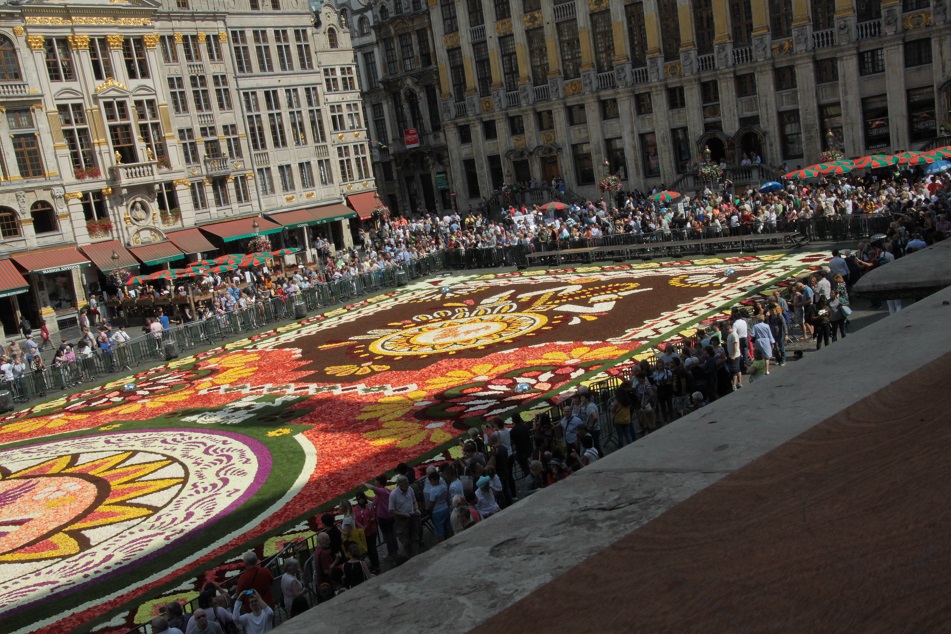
[80,240,139,273]
[312,204,357,224]
[0,259,29,299]
[200,216,283,243]
[11,246,91,274]
[267,208,326,230]
[166,228,217,254]
[129,241,186,266]
[346,192,378,220]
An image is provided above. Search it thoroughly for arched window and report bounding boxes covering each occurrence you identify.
[339,8,349,28]
[379,6,389,21]
[327,27,338,49]
[359,16,371,35]
[0,35,22,81]
[30,201,58,234]
[0,207,21,238]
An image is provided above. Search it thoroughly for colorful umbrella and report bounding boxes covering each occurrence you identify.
[784,167,821,180]
[852,154,899,170]
[125,275,148,286]
[924,160,951,175]
[758,181,783,193]
[541,201,568,212]
[213,253,244,264]
[649,190,683,204]
[178,265,210,277]
[271,248,299,257]
[893,151,933,166]
[211,264,238,274]
[146,269,177,282]
[816,161,854,176]
[239,253,273,268]
[924,146,951,159]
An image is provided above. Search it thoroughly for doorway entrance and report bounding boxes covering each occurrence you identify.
[541,156,560,183]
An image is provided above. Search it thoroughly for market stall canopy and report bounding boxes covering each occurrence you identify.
[11,246,91,274]
[166,228,217,255]
[0,259,29,298]
[80,240,138,273]
[199,216,282,242]
[267,208,330,229]
[346,192,379,220]
[312,204,357,224]
[129,241,186,266]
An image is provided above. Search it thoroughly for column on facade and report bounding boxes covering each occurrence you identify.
[755,69,782,166]
[677,0,695,49]
[883,43,908,150]
[719,76,740,138]
[713,0,731,43]
[609,1,628,63]
[750,1,769,34]
[429,3,451,100]
[577,9,594,73]
[642,0,664,80]
[683,84,704,166]
[650,85,676,181]
[512,12,531,85]
[617,93,639,186]
[836,53,862,155]
[540,2,560,79]
[454,6,477,98]
[794,59,820,161]
[792,0,811,25]
[552,104,573,185]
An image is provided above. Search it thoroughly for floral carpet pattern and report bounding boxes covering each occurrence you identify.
[0,253,826,634]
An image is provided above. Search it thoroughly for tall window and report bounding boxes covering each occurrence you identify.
[469,42,490,97]
[257,167,275,195]
[212,177,230,207]
[590,11,614,73]
[383,38,398,75]
[213,75,233,110]
[693,0,715,54]
[179,128,199,164]
[819,104,843,150]
[769,0,793,38]
[337,144,354,181]
[134,99,167,160]
[200,125,220,157]
[527,28,549,86]
[234,175,251,203]
[44,38,74,82]
[327,28,338,49]
[904,39,932,67]
[557,20,581,80]
[190,75,212,112]
[103,101,137,164]
[264,89,286,148]
[0,208,21,238]
[363,52,379,89]
[253,30,273,73]
[399,33,415,72]
[572,142,594,185]
[207,33,223,62]
[640,132,660,178]
[859,48,884,75]
[299,161,315,189]
[287,88,306,145]
[671,127,691,172]
[814,58,837,83]
[373,103,388,141]
[730,0,753,47]
[812,0,835,30]
[182,34,202,62]
[345,102,362,129]
[223,124,242,158]
[31,201,58,234]
[468,0,485,26]
[341,66,357,91]
[80,192,108,223]
[774,66,797,90]
[0,35,21,81]
[160,35,178,63]
[323,67,340,92]
[89,37,113,81]
[190,181,208,210]
[417,29,432,66]
[354,145,371,179]
[232,30,252,73]
[441,0,458,34]
[658,0,680,61]
[317,158,333,185]
[275,29,293,71]
[278,164,295,192]
[122,38,150,79]
[448,48,466,102]
[306,87,326,143]
[735,73,756,96]
[494,0,511,21]
[856,0,881,21]
[907,87,936,143]
[626,2,647,67]
[244,92,267,151]
[59,104,96,172]
[780,110,803,158]
[329,104,345,132]
[295,29,314,70]
[499,35,518,92]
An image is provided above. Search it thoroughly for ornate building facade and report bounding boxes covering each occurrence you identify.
[333,0,451,216]
[423,0,951,208]
[0,0,375,336]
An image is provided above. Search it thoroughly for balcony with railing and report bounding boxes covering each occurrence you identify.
[632,66,649,84]
[553,0,576,21]
[0,82,31,97]
[506,90,520,108]
[454,100,467,118]
[733,46,753,65]
[470,24,486,42]
[109,161,157,186]
[857,19,882,40]
[204,155,239,176]
[697,54,715,72]
[812,29,835,49]
[187,63,204,75]
[596,71,616,90]
[253,152,270,166]
[197,113,215,125]
[315,145,330,158]
[533,84,551,102]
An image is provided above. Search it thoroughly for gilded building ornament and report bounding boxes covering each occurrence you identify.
[588,0,609,10]
[30,103,44,110]
[337,133,345,141]
[173,178,190,188]
[197,32,207,43]
[143,33,160,48]
[480,97,494,112]
[903,11,932,29]
[106,34,124,49]
[202,178,211,185]
[284,195,296,202]
[771,38,793,56]
[12,26,24,37]
[523,11,542,29]
[444,33,460,48]
[67,34,90,50]
[173,33,183,44]
[354,131,361,139]
[305,192,315,198]
[101,187,113,195]
[496,19,512,36]
[244,172,254,180]
[541,130,556,144]
[26,34,45,50]
[218,32,228,43]
[564,80,583,95]
[665,61,683,78]
[427,0,437,7]
[513,136,527,150]
[95,77,128,92]
[64,191,84,201]
[25,16,153,26]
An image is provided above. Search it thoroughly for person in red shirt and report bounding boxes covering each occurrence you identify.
[234,551,275,609]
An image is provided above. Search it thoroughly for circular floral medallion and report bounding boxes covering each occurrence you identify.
[0,430,269,619]
[368,312,547,356]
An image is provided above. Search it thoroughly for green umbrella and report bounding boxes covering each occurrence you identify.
[213,253,244,264]
[271,248,299,257]
[649,190,682,204]
[924,146,951,160]
[852,154,899,170]
[816,161,854,176]
[125,275,148,287]
[211,264,238,274]
[541,201,568,212]
[892,151,933,166]
[147,269,177,282]
[784,167,821,180]
[178,265,210,277]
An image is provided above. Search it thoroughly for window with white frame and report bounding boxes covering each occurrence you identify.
[257,166,274,194]
[294,29,313,70]
[190,181,208,209]
[275,29,293,71]
[329,104,345,132]
[278,164,295,191]
[299,161,315,189]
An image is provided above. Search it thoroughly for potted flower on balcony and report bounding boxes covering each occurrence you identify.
[86,218,113,237]
[818,148,844,164]
[159,207,182,224]
[248,235,272,254]
[156,155,172,170]
[597,175,623,193]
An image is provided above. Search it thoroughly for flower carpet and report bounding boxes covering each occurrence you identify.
[0,253,828,633]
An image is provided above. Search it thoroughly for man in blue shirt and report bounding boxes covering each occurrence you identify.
[157,308,170,330]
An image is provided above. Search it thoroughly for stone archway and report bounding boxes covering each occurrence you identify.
[734,127,768,164]
[696,131,730,165]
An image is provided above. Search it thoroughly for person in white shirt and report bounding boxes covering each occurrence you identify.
[732,311,750,361]
[231,589,273,633]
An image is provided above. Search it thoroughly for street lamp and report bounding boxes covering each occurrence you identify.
[252,217,260,236]
[110,249,119,266]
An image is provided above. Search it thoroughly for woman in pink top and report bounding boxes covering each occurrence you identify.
[364,475,398,560]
